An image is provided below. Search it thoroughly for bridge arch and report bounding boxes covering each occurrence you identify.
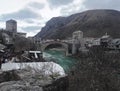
[41,41,69,56]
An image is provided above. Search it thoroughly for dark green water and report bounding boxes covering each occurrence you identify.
[43,50,78,72]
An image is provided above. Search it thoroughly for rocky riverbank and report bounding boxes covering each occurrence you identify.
[0,67,68,91]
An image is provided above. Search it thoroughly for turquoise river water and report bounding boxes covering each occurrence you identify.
[43,50,78,72]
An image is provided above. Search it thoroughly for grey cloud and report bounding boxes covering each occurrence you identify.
[60,0,120,16]
[22,26,41,31]
[1,8,40,21]
[83,0,120,10]
[25,19,35,24]
[60,6,82,16]
[60,2,84,16]
[28,2,45,9]
[47,0,74,8]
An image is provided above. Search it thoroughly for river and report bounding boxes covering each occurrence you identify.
[43,49,78,72]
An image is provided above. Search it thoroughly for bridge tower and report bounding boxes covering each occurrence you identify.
[72,30,84,54]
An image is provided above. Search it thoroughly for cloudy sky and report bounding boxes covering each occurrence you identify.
[0,0,119,37]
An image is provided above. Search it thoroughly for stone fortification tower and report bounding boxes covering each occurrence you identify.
[72,31,84,54]
[6,19,17,33]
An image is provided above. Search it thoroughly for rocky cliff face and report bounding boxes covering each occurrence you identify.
[35,9,120,39]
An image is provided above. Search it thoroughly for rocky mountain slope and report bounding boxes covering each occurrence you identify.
[35,9,120,39]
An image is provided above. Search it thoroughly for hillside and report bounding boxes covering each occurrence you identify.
[35,9,120,39]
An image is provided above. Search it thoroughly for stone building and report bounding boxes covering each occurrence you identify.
[5,19,26,37]
[6,19,17,33]
[72,31,84,54]
[72,31,83,42]
[84,38,101,48]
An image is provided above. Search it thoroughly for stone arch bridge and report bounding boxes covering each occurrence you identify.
[40,41,70,56]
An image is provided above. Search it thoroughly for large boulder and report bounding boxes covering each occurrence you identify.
[0,66,68,91]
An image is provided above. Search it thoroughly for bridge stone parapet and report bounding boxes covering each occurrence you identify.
[40,41,71,56]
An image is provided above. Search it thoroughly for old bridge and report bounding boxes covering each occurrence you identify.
[40,40,71,56]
